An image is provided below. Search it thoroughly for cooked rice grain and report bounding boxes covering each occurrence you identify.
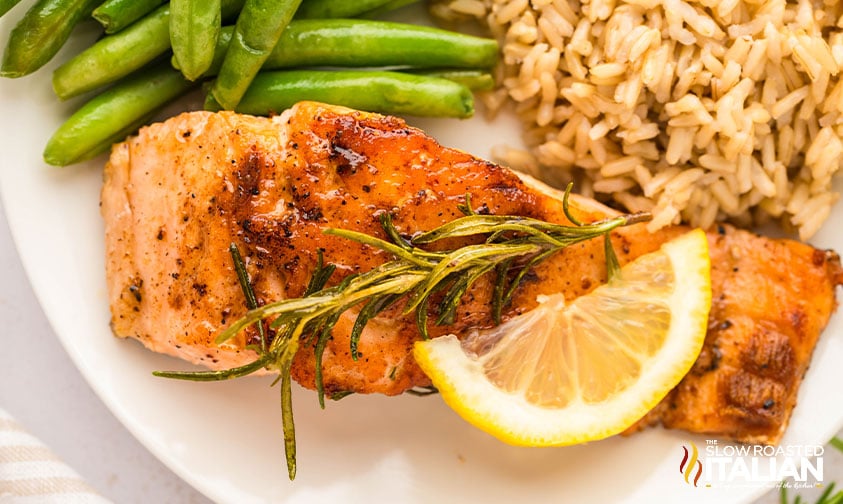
[433,0,843,240]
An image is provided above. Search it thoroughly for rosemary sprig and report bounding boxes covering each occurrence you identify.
[154,184,650,479]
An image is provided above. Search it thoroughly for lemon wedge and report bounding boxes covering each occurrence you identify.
[413,229,711,446]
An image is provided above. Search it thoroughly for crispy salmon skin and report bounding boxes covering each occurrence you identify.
[101,101,842,444]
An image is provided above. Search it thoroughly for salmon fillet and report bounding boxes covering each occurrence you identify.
[101,101,842,444]
[625,226,843,443]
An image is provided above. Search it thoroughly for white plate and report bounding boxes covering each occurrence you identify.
[1,7,842,504]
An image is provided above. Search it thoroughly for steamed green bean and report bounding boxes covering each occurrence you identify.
[92,0,165,34]
[178,19,497,79]
[1,0,23,19]
[44,61,197,166]
[232,70,474,118]
[295,0,394,19]
[263,19,497,70]
[358,0,420,18]
[53,4,171,99]
[169,0,221,81]
[1,0,99,77]
[208,0,302,110]
[52,0,244,99]
[406,69,495,91]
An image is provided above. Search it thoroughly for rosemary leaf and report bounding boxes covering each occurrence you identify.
[230,243,267,351]
[436,263,496,325]
[216,296,329,345]
[604,234,622,282]
[350,293,402,361]
[415,294,432,340]
[816,482,836,504]
[330,390,354,401]
[403,242,542,314]
[314,311,342,409]
[456,193,477,216]
[324,227,430,267]
[152,356,270,381]
[562,182,586,227]
[412,215,536,244]
[501,248,559,309]
[279,346,297,480]
[305,249,336,296]
[379,213,413,250]
[492,258,514,325]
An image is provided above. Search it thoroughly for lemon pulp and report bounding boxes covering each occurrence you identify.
[414,229,711,446]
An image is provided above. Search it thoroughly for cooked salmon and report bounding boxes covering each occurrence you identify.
[101,101,842,444]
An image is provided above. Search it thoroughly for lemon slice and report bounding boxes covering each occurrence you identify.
[413,229,711,446]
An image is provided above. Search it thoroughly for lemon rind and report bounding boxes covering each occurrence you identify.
[414,229,712,447]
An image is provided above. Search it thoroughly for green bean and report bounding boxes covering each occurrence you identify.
[0,0,100,78]
[408,69,495,91]
[43,61,196,166]
[295,0,393,19]
[265,19,498,70]
[358,0,420,18]
[231,70,474,118]
[52,0,244,100]
[169,0,221,81]
[1,0,23,19]
[178,20,498,79]
[92,0,165,34]
[52,4,171,99]
[209,0,302,110]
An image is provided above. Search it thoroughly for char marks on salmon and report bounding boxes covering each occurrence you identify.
[101,101,842,444]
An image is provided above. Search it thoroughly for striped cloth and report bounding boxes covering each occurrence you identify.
[0,408,112,503]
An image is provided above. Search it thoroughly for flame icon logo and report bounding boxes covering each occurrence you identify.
[680,442,703,486]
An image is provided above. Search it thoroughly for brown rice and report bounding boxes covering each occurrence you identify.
[432,0,843,240]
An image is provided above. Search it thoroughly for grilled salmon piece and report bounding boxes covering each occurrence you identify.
[101,101,842,444]
[626,226,843,443]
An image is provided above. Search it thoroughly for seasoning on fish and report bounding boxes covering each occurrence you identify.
[101,101,842,445]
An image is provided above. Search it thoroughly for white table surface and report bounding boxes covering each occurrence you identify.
[1,184,841,504]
